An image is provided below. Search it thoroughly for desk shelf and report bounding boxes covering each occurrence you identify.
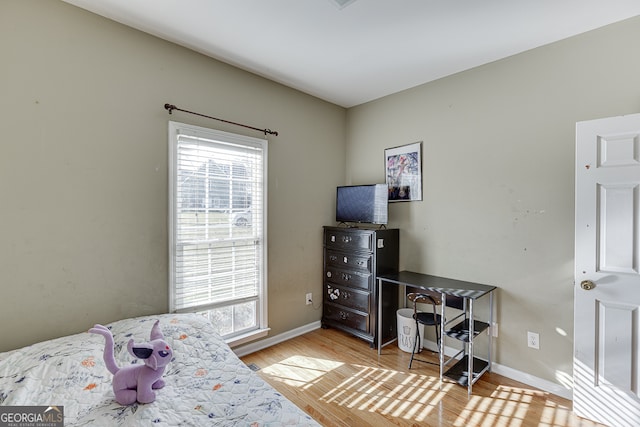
[445,319,490,342]
[441,310,491,393]
[443,355,489,387]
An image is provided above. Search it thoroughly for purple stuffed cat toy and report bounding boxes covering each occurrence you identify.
[89,320,172,405]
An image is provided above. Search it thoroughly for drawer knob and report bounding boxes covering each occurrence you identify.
[327,286,339,300]
[326,271,332,278]
[339,311,349,320]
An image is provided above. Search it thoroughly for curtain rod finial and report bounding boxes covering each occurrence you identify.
[164,103,176,114]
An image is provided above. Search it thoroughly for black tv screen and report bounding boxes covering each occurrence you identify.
[336,184,388,225]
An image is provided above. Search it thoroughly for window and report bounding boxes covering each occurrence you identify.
[169,121,268,345]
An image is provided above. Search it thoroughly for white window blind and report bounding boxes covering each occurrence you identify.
[169,121,268,340]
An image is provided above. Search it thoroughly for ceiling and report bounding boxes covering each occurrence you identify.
[63,0,640,108]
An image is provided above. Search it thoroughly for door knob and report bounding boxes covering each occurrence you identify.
[580,280,595,290]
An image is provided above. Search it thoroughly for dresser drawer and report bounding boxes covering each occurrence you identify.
[323,303,369,334]
[325,230,373,252]
[325,249,372,272]
[325,283,370,313]
[325,266,372,291]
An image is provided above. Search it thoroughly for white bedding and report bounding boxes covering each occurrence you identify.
[0,313,319,426]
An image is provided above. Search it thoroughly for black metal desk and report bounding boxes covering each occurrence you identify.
[377,271,496,394]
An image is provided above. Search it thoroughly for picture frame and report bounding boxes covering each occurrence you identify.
[385,141,422,202]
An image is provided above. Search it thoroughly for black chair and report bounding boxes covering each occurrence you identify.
[407,291,442,369]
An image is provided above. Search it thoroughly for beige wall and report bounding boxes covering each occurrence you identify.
[346,16,640,386]
[0,1,345,353]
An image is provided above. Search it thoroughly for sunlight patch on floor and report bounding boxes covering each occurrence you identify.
[260,355,561,425]
[312,363,455,422]
[450,384,576,427]
[457,393,526,427]
[256,352,592,427]
[260,355,344,389]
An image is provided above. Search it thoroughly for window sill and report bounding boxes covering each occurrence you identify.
[226,328,270,348]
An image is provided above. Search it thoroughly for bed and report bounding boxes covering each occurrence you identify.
[0,313,319,426]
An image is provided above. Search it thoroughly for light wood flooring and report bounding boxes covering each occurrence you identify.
[241,327,604,427]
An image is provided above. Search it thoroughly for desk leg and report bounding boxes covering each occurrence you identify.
[439,294,445,384]
[488,290,493,373]
[377,278,382,356]
[468,298,474,395]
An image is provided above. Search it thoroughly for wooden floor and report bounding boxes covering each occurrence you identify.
[241,328,604,427]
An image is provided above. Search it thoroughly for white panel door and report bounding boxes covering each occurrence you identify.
[574,113,640,426]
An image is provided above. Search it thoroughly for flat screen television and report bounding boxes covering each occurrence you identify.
[336,184,388,225]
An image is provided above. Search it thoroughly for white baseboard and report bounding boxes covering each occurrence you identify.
[490,362,573,400]
[232,320,322,358]
[233,322,573,401]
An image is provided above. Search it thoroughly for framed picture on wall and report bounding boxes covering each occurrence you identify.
[385,141,422,202]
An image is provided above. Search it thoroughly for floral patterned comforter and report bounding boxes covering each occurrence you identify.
[0,314,319,426]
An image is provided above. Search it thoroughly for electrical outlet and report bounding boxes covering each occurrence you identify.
[306,293,313,305]
[528,331,539,349]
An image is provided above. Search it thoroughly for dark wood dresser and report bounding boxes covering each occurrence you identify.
[321,226,399,346]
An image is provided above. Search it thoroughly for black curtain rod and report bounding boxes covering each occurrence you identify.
[164,103,278,136]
